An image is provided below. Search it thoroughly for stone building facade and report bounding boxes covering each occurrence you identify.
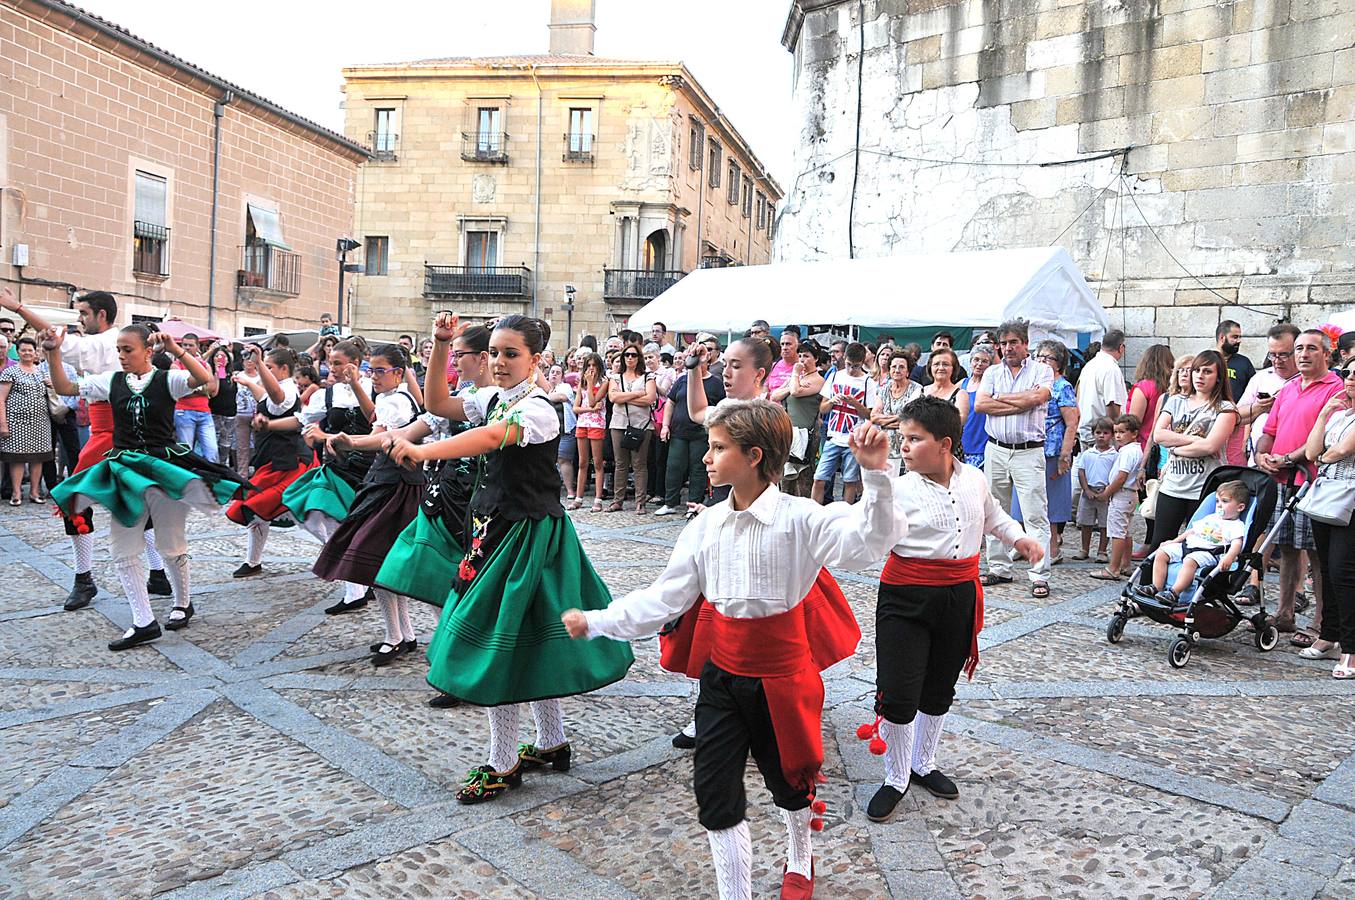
[0,0,367,335]
[780,0,1355,364]
[343,3,782,345]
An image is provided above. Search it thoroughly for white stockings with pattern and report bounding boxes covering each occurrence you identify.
[143,529,163,571]
[163,553,190,610]
[486,704,520,774]
[374,589,410,646]
[72,533,94,574]
[530,699,566,749]
[706,821,752,900]
[881,718,914,792]
[911,712,946,776]
[114,557,153,628]
[245,520,269,566]
[782,806,813,879]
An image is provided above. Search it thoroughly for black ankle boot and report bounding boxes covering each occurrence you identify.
[146,569,172,596]
[64,574,98,611]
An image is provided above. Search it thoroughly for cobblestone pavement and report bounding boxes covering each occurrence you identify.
[1,502,1353,899]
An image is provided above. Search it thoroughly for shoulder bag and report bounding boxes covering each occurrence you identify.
[45,380,69,421]
[618,373,650,451]
[1297,473,1355,527]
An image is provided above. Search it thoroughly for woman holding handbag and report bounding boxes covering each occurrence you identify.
[0,336,56,504]
[1298,366,1355,677]
[607,345,656,513]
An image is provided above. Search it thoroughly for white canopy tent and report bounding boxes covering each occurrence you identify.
[1327,308,1355,334]
[627,247,1110,347]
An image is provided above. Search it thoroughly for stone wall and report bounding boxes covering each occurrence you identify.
[779,0,1355,365]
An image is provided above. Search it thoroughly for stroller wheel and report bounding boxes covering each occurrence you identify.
[1106,614,1127,644]
[1168,636,1192,669]
[1255,622,1279,652]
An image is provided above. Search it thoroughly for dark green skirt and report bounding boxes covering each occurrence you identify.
[281,463,354,525]
[375,507,463,606]
[53,448,246,528]
[425,514,633,706]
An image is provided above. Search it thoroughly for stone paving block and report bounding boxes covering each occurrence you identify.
[1214,857,1330,900]
[0,609,179,672]
[0,677,128,713]
[247,840,536,898]
[0,699,149,810]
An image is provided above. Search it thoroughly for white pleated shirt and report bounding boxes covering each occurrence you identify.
[888,462,1025,561]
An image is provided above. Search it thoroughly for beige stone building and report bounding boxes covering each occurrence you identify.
[343,1,782,345]
[0,0,367,336]
[780,0,1355,365]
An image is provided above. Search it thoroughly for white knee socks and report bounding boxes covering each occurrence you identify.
[143,529,164,571]
[72,533,94,574]
[529,699,567,749]
[245,520,269,566]
[706,821,752,900]
[114,557,154,627]
[396,598,415,643]
[781,806,813,879]
[881,718,915,792]
[163,553,190,609]
[486,704,521,773]
[374,588,402,646]
[911,712,947,777]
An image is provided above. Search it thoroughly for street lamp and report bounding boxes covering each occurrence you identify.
[336,238,361,331]
[563,284,576,346]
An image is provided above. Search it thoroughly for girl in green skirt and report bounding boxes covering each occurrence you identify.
[387,314,633,804]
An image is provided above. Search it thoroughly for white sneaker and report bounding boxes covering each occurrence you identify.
[654,505,678,516]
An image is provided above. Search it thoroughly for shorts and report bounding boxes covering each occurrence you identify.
[814,440,861,484]
[576,426,606,441]
[1076,493,1108,528]
[1107,491,1136,539]
[557,432,577,461]
[1160,542,1221,571]
[1269,483,1315,550]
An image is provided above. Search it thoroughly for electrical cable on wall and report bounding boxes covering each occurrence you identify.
[847,0,865,259]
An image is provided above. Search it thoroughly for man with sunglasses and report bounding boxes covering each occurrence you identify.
[0,317,17,362]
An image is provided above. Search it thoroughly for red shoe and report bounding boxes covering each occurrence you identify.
[1131,544,1149,561]
[781,859,814,899]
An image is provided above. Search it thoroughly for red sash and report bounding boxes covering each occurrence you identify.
[707,606,824,791]
[882,554,984,679]
[72,401,114,475]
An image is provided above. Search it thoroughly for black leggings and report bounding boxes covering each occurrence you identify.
[1147,492,1201,554]
[874,581,975,725]
[1311,521,1355,650]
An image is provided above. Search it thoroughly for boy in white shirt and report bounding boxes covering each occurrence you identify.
[1090,414,1143,579]
[1140,480,1250,607]
[1073,417,1118,561]
[564,399,906,900]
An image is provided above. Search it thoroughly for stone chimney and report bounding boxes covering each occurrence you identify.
[548,0,595,56]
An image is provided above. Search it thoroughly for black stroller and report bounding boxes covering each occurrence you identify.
[1105,466,1292,668]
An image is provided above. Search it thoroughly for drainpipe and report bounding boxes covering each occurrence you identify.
[207,92,234,331]
[694,147,705,271]
[528,64,543,319]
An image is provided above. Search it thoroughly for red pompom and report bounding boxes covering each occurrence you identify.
[856,723,875,740]
[868,737,887,756]
[811,799,827,814]
[809,817,824,831]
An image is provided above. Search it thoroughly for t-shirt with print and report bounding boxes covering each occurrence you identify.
[820,369,878,447]
[1159,395,1237,500]
[1185,512,1247,553]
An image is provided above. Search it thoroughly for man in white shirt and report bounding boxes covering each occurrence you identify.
[649,321,677,357]
[814,342,879,504]
[865,396,1041,823]
[1075,330,1127,446]
[974,319,1055,595]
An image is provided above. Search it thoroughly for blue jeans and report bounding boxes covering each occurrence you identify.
[174,409,219,462]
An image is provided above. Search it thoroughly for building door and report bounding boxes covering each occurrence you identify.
[643,230,667,272]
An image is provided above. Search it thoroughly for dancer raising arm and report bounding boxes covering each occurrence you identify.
[45,325,249,649]
[386,315,633,804]
[564,400,908,900]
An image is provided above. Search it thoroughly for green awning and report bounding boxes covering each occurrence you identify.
[247,203,290,250]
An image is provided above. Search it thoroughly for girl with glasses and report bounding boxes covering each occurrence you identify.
[607,347,657,513]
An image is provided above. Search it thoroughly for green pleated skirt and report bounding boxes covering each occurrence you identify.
[375,507,464,606]
[425,514,633,706]
[281,463,355,525]
[53,449,246,528]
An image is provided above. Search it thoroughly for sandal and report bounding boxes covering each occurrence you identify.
[1031,581,1050,599]
[1333,657,1355,679]
[606,500,624,513]
[1289,629,1317,649]
[566,499,583,511]
[635,502,647,515]
[1070,552,1089,561]
[1088,568,1121,581]
[1273,615,1297,634]
[1298,643,1341,660]
[7,498,18,507]
[591,499,604,512]
[979,573,1014,587]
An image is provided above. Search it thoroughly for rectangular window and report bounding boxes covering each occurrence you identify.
[688,119,704,170]
[364,236,389,276]
[742,176,753,217]
[465,230,498,270]
[477,107,502,154]
[727,161,740,204]
[708,140,722,189]
[133,170,169,277]
[766,202,775,238]
[568,108,594,155]
[756,192,766,229]
[373,108,397,156]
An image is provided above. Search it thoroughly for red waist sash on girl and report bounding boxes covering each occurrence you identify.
[73,400,114,474]
[706,605,825,791]
[882,553,984,679]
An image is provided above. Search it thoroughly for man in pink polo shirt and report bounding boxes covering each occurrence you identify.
[1255,328,1344,634]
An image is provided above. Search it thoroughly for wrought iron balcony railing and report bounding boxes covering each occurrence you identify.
[423,265,530,298]
[461,132,509,163]
[237,244,300,296]
[603,268,685,300]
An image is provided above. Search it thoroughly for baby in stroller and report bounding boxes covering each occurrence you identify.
[1138,480,1250,608]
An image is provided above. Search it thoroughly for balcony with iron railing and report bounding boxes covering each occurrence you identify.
[461,132,509,163]
[367,131,398,161]
[423,264,530,298]
[563,132,595,163]
[133,221,170,278]
[237,244,300,297]
[603,268,686,300]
